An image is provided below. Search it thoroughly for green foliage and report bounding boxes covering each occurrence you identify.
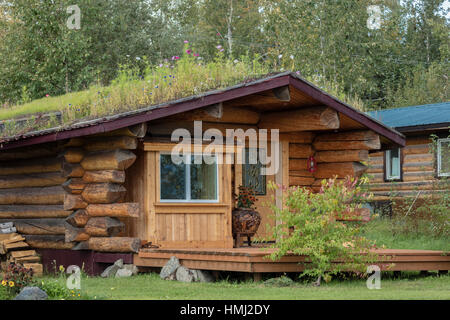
[35,278,88,300]
[1,263,35,295]
[263,275,295,287]
[235,186,257,209]
[361,216,449,251]
[0,45,272,136]
[386,62,449,108]
[1,0,448,111]
[264,177,377,280]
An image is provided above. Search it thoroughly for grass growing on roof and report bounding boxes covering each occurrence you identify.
[0,41,368,138]
[0,45,271,137]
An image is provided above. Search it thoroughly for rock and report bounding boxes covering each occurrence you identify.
[101,259,123,278]
[160,256,180,280]
[176,266,195,283]
[115,268,133,278]
[14,287,48,300]
[192,270,215,282]
[122,264,139,275]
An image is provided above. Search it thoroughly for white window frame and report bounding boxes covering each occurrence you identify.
[437,138,450,177]
[159,153,219,203]
[385,148,401,181]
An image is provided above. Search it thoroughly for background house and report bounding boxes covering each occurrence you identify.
[367,102,450,209]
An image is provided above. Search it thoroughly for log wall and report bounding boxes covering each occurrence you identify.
[0,124,146,253]
[287,130,377,191]
[367,135,448,201]
[0,143,73,249]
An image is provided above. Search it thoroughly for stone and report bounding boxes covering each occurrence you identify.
[101,259,123,278]
[14,286,48,300]
[123,264,139,275]
[175,266,195,283]
[160,256,180,280]
[192,270,215,282]
[115,268,133,278]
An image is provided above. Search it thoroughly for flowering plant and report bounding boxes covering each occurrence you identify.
[265,176,377,285]
[2,263,34,294]
[235,186,257,209]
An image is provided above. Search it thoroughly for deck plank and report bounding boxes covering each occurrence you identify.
[135,247,449,273]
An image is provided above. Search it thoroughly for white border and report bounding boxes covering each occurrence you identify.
[159,153,220,203]
[437,138,450,177]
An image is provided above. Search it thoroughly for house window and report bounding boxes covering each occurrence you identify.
[160,154,218,202]
[437,138,450,177]
[385,148,401,181]
[242,148,266,195]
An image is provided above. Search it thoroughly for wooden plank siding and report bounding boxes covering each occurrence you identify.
[135,247,450,273]
[368,134,448,201]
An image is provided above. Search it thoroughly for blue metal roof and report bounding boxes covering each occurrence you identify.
[367,102,450,128]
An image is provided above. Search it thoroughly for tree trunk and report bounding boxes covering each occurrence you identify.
[0,205,69,218]
[82,170,125,184]
[289,144,314,158]
[0,186,64,205]
[258,106,340,132]
[0,172,65,189]
[314,162,368,179]
[60,148,84,163]
[64,194,88,210]
[0,157,61,175]
[81,149,136,171]
[81,183,126,204]
[65,223,90,242]
[62,178,86,194]
[65,209,90,227]
[0,218,66,235]
[88,237,141,253]
[315,150,369,163]
[84,217,125,237]
[24,235,74,249]
[62,162,85,178]
[86,203,140,218]
[83,136,138,152]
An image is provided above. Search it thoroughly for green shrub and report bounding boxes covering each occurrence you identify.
[264,177,377,284]
[264,276,295,287]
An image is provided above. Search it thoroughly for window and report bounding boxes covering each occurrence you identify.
[385,148,401,181]
[160,154,218,202]
[437,138,450,177]
[242,148,266,195]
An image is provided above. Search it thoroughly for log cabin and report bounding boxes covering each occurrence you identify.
[367,102,450,211]
[0,72,410,274]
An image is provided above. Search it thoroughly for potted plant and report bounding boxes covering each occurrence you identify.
[232,186,261,247]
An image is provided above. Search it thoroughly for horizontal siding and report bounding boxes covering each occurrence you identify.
[367,135,448,198]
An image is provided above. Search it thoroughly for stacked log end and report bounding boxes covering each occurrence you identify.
[287,130,380,192]
[62,124,144,253]
[311,130,379,191]
[0,142,72,251]
[0,124,145,253]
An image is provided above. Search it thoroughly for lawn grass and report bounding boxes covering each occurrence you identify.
[360,218,449,252]
[36,272,450,300]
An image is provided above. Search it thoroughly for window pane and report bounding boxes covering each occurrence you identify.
[243,148,266,195]
[439,139,450,175]
[160,154,186,200]
[190,155,217,200]
[386,149,400,179]
[390,149,400,177]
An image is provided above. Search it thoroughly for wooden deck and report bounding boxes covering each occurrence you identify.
[134,246,450,273]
